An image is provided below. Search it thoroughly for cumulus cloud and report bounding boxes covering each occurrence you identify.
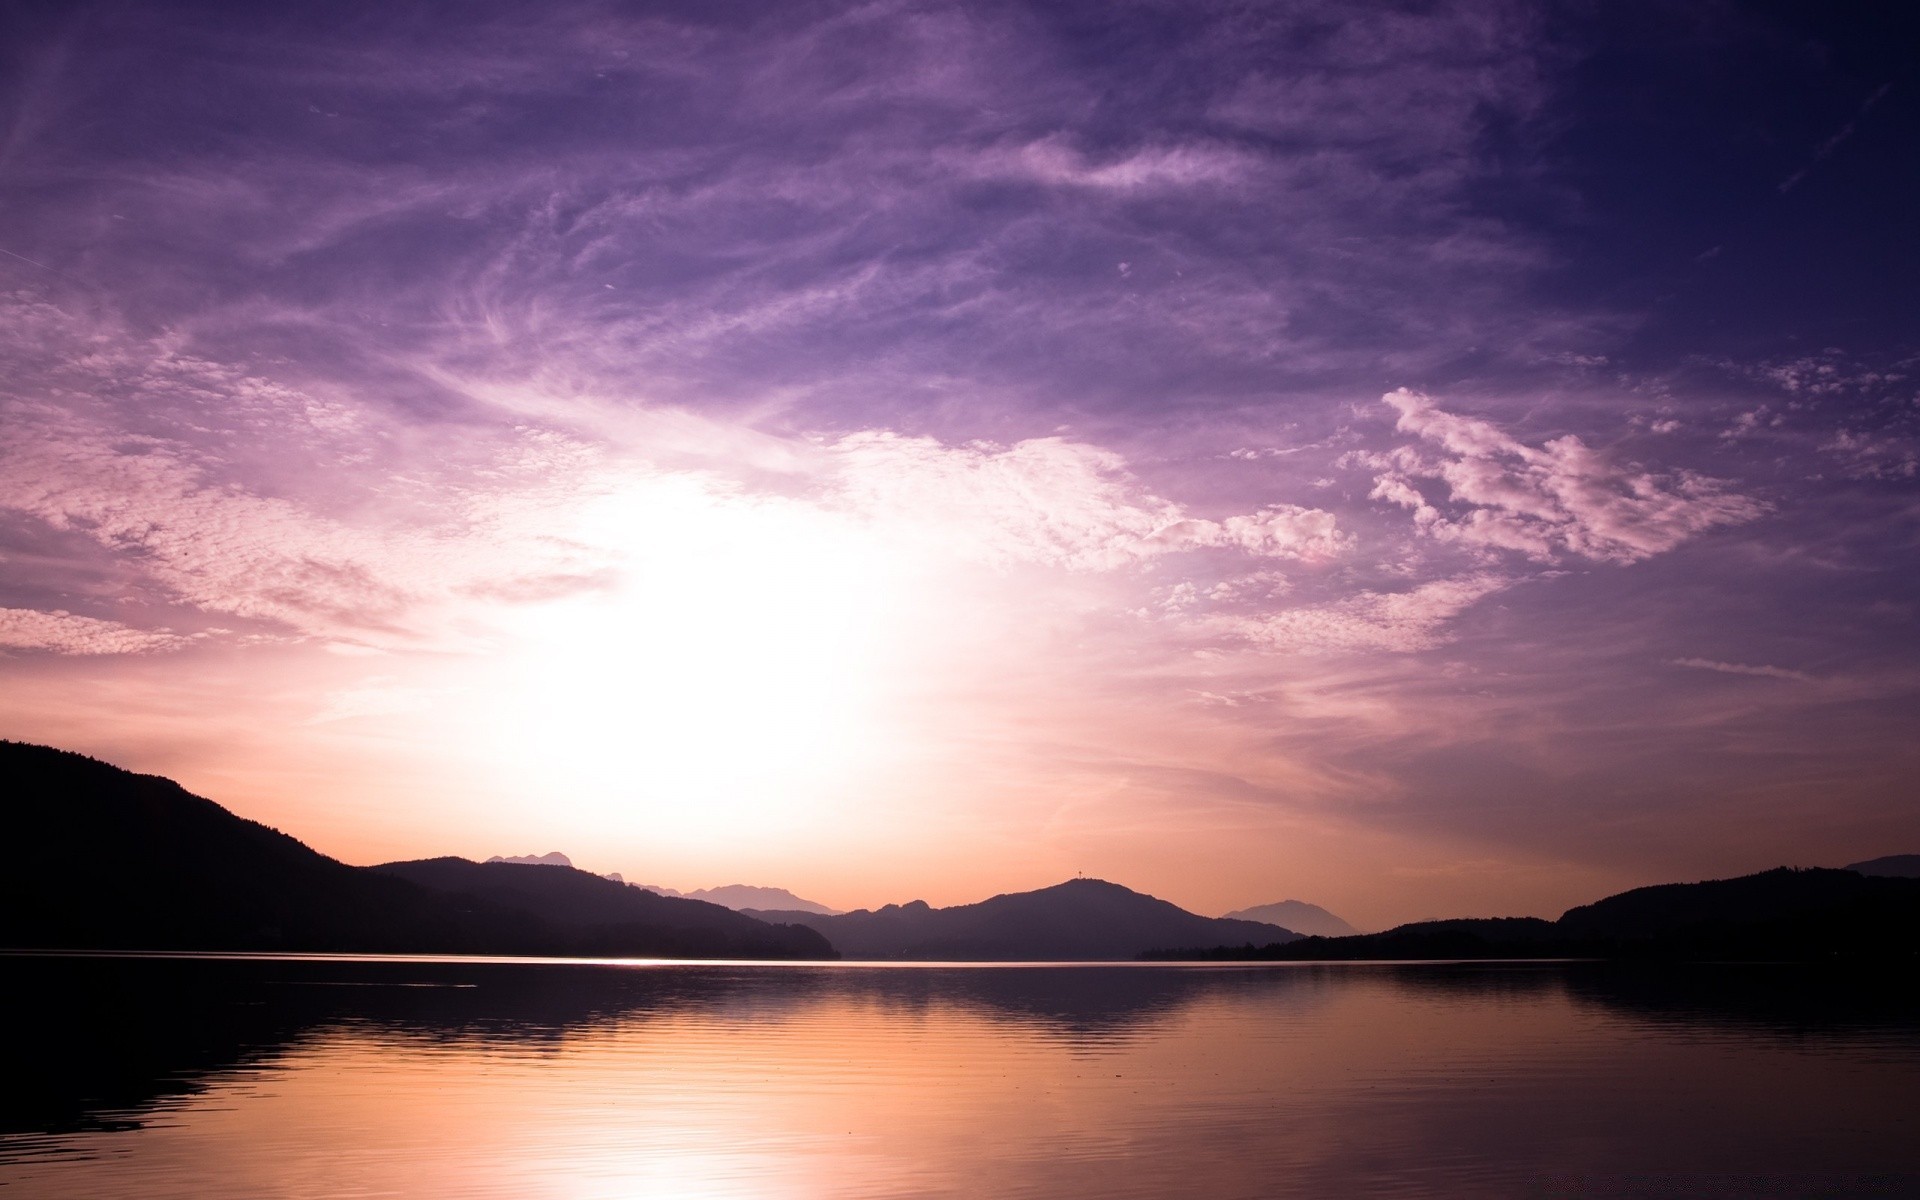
[824,432,1349,571]
[1370,389,1766,563]
[0,608,193,656]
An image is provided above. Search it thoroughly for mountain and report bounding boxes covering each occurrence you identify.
[744,878,1301,960]
[1161,867,1920,962]
[1848,854,1920,879]
[489,851,625,884]
[1,741,442,953]
[1152,917,1561,961]
[636,883,839,915]
[373,859,833,958]
[0,741,832,959]
[688,885,838,915]
[1222,900,1357,937]
[1553,866,1913,943]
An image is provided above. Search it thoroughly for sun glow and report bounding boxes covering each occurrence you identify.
[480,476,908,840]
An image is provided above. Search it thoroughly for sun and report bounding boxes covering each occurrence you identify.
[481,474,906,840]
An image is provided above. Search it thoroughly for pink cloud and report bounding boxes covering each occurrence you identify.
[1206,573,1509,654]
[1373,389,1766,563]
[0,608,193,656]
[824,432,1349,571]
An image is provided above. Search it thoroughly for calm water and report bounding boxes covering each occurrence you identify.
[3,955,1918,1198]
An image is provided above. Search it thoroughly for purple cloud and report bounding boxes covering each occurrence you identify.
[0,0,1914,924]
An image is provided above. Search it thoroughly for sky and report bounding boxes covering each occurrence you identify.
[1,0,1916,929]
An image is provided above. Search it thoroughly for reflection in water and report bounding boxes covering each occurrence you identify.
[3,955,1917,1198]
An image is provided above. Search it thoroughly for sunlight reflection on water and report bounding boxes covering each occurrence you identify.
[3,956,1918,1198]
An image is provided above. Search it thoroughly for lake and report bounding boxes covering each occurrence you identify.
[3,954,1917,1198]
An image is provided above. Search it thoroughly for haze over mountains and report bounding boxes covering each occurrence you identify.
[485,852,840,914]
[3,742,831,960]
[638,883,841,916]
[0,742,1289,960]
[489,852,576,868]
[6,740,1916,964]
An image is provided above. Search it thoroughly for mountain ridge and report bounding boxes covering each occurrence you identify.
[1154,866,1920,961]
[1848,854,1920,879]
[0,741,832,959]
[747,878,1302,960]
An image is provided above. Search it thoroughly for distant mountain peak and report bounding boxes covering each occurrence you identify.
[632,882,840,916]
[486,852,572,868]
[1047,877,1132,893]
[1221,899,1359,938]
[1847,854,1920,879]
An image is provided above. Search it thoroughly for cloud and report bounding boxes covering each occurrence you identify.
[1720,350,1910,398]
[0,607,192,655]
[1671,657,1815,683]
[965,136,1256,192]
[1371,389,1766,563]
[1208,574,1509,654]
[1822,430,1919,481]
[0,335,617,649]
[823,432,1349,571]
[1777,81,1893,193]
[0,398,594,646]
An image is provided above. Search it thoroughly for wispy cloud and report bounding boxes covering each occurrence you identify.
[0,608,193,656]
[1,0,1916,923]
[824,432,1348,572]
[1778,81,1894,193]
[1672,658,1815,683]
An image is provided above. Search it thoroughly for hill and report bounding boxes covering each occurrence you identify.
[747,878,1300,960]
[1222,900,1357,938]
[374,859,831,958]
[1848,854,1920,879]
[1153,867,1920,962]
[0,741,832,959]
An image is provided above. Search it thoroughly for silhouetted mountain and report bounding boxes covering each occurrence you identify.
[1154,867,1920,962]
[0,741,832,959]
[373,859,831,958]
[751,878,1300,960]
[1222,899,1356,937]
[636,883,839,915]
[1,741,447,953]
[1848,854,1920,878]
[1153,917,1560,961]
